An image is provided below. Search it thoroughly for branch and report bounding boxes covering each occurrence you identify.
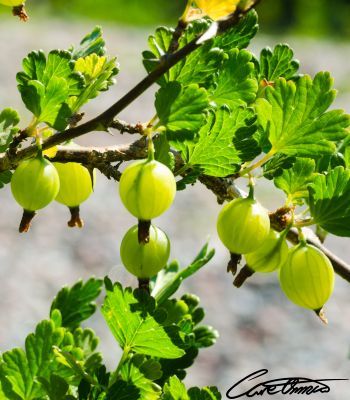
[0,0,260,173]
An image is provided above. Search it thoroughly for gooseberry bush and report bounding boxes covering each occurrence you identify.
[1,0,350,398]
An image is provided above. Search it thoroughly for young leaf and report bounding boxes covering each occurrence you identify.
[308,166,350,236]
[37,374,69,400]
[70,26,107,59]
[71,54,119,112]
[258,44,299,82]
[120,356,162,400]
[274,158,315,202]
[213,9,258,50]
[186,106,260,177]
[152,243,215,305]
[0,108,20,152]
[155,82,209,133]
[101,282,185,359]
[209,49,258,109]
[50,278,103,330]
[256,73,350,157]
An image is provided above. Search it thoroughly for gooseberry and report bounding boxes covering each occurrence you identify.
[119,159,176,221]
[217,197,270,254]
[120,224,170,279]
[53,162,95,228]
[11,156,60,232]
[279,243,334,322]
[0,0,25,6]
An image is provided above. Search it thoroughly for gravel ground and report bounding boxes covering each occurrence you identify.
[0,16,350,398]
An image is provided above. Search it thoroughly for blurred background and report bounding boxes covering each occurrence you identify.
[0,0,350,398]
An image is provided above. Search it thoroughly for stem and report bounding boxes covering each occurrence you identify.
[109,348,130,387]
[174,163,190,177]
[239,149,275,177]
[293,218,315,228]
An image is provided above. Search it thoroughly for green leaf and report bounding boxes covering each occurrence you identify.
[256,73,350,157]
[213,9,258,51]
[309,166,350,236]
[0,108,20,152]
[176,167,202,191]
[101,282,185,359]
[71,54,119,112]
[210,49,258,109]
[70,26,106,59]
[50,278,103,330]
[152,243,215,305]
[163,375,189,400]
[155,82,209,133]
[107,381,140,400]
[17,50,83,130]
[186,106,260,177]
[274,158,315,202]
[0,318,70,399]
[258,44,299,82]
[154,133,175,171]
[120,356,162,400]
[193,326,219,349]
[188,386,221,400]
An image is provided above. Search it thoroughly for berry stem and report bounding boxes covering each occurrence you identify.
[233,265,255,288]
[138,220,151,244]
[68,206,84,228]
[227,252,242,276]
[138,278,150,294]
[19,210,36,233]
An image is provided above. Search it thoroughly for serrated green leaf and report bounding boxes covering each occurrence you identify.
[163,375,189,400]
[188,386,221,400]
[101,282,185,359]
[213,9,258,50]
[256,73,350,157]
[0,108,20,153]
[258,44,299,82]
[309,166,350,236]
[143,20,224,89]
[155,82,209,134]
[210,49,258,109]
[70,26,106,59]
[0,318,71,399]
[186,106,260,177]
[17,50,84,130]
[107,380,140,400]
[274,158,315,202]
[50,278,103,330]
[120,356,162,400]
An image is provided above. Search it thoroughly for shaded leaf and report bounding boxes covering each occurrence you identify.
[0,108,20,152]
[262,154,296,180]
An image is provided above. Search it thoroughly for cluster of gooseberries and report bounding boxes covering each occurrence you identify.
[11,151,94,232]
[216,191,335,323]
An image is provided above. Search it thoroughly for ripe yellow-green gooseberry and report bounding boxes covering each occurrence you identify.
[11,156,60,232]
[217,197,270,255]
[53,162,95,228]
[234,229,289,287]
[279,243,335,323]
[120,224,170,279]
[119,159,176,221]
